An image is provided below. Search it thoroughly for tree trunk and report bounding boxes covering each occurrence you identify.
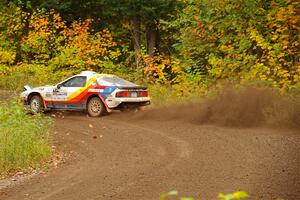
[131,15,140,52]
[14,2,31,64]
[130,12,141,66]
[14,40,22,64]
[146,21,160,58]
[146,23,157,57]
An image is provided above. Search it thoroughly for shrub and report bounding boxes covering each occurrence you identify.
[0,64,71,91]
[148,76,210,107]
[172,0,300,90]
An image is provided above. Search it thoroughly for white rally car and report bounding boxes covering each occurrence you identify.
[20,71,150,117]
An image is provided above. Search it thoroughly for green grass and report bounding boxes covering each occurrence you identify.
[0,99,52,176]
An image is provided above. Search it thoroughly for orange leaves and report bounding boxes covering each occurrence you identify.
[262,0,300,89]
[142,53,185,84]
[61,18,116,64]
[183,0,300,90]
[18,9,119,70]
[197,21,203,27]
[23,9,67,58]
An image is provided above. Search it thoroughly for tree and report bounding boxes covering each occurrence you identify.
[172,0,300,89]
[51,0,180,58]
[0,0,72,64]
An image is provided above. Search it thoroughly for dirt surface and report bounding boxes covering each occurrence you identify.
[1,88,300,200]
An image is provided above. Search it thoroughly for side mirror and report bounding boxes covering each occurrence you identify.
[57,84,62,89]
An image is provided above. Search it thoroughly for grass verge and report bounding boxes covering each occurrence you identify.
[0,99,52,176]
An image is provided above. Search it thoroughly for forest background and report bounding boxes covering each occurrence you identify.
[0,0,299,105]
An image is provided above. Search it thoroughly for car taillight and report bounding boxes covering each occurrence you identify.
[116,91,129,97]
[116,90,148,98]
[139,91,148,97]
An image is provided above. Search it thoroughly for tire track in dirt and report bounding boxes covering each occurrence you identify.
[53,118,190,200]
[2,112,196,200]
[1,109,299,200]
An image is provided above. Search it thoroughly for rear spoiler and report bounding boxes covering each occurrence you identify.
[117,85,147,90]
[24,85,33,91]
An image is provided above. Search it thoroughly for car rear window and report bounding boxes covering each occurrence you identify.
[97,77,137,87]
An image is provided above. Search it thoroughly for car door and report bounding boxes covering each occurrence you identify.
[52,76,87,108]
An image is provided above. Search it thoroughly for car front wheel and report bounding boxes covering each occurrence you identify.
[87,97,105,117]
[30,95,44,114]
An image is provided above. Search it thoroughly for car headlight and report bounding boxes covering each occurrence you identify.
[20,91,28,99]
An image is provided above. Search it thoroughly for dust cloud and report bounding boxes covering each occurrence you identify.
[132,87,300,129]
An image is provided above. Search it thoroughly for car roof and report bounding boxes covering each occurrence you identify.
[78,71,116,78]
[94,74,116,78]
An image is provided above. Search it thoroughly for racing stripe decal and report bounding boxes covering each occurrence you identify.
[47,85,106,104]
[100,86,116,100]
[67,77,97,100]
[46,76,112,111]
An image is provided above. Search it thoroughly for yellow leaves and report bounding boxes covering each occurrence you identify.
[53,13,62,22]
[9,8,119,71]
[249,29,271,50]
[218,191,249,200]
[213,10,298,90]
[0,48,15,65]
[85,59,96,66]
[296,65,300,73]
[219,44,234,53]
[207,55,225,79]
[109,49,121,60]
[292,65,300,82]
[281,40,289,49]
[219,45,227,50]
[142,53,185,84]
[271,34,278,40]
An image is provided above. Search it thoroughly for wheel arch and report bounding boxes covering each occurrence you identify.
[28,92,46,108]
[86,94,109,112]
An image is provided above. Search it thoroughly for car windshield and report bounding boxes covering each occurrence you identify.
[97,76,137,87]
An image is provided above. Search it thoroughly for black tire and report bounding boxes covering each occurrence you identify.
[29,95,44,114]
[87,97,105,117]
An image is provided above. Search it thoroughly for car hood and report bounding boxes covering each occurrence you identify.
[24,85,53,91]
[35,86,53,90]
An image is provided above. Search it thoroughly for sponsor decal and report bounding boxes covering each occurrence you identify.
[53,91,67,96]
[53,89,67,100]
[45,93,52,98]
[88,88,104,93]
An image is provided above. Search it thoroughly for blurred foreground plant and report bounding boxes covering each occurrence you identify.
[160,190,249,200]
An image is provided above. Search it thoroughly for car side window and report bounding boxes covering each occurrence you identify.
[61,76,87,87]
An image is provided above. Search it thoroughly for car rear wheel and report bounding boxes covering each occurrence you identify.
[30,95,44,114]
[87,97,105,117]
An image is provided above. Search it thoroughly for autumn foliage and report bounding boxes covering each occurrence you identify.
[174,0,300,90]
[0,6,118,74]
[0,0,299,92]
